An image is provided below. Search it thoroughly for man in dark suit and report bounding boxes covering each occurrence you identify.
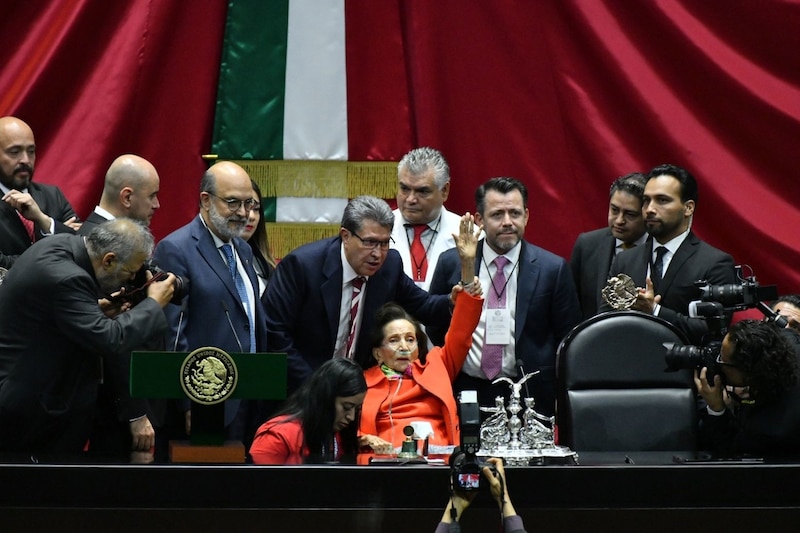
[0,116,80,268]
[0,218,174,454]
[154,160,267,442]
[79,154,161,234]
[607,164,736,345]
[264,195,454,392]
[570,172,647,320]
[78,154,162,459]
[429,178,581,416]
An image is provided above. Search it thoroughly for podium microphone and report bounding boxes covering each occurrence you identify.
[221,301,243,353]
[172,298,187,352]
[516,358,532,398]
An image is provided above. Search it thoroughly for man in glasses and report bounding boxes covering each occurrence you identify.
[265,195,456,394]
[695,319,800,457]
[154,160,267,445]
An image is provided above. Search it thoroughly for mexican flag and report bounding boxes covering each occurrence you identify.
[210,0,410,257]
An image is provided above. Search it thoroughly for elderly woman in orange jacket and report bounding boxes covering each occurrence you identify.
[358,214,482,451]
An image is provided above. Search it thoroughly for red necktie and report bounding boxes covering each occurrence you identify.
[346,277,366,358]
[17,212,35,243]
[410,224,428,282]
[482,256,509,380]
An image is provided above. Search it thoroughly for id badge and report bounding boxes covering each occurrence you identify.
[485,308,511,345]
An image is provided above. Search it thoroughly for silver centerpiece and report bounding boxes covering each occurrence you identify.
[601,273,638,310]
[476,372,577,466]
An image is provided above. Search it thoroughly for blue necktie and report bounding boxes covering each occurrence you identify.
[221,244,256,352]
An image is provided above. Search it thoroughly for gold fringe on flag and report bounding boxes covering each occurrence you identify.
[266,222,341,258]
[231,160,397,198]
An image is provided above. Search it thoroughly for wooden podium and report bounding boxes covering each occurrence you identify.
[130,349,286,463]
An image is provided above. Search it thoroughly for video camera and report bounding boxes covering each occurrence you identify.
[450,391,495,492]
[665,265,781,381]
[695,265,778,312]
[110,259,189,306]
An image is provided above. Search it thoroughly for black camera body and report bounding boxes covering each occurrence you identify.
[112,259,189,306]
[451,391,496,492]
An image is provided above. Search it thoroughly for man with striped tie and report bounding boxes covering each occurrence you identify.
[265,195,457,394]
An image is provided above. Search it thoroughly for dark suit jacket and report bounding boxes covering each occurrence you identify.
[153,215,268,426]
[606,232,736,344]
[264,236,452,391]
[0,234,167,452]
[78,210,166,428]
[0,181,78,268]
[428,240,582,414]
[76,210,109,236]
[570,227,616,320]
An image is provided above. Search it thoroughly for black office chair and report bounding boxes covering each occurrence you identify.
[556,311,697,452]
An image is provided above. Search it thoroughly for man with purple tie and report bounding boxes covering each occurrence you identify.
[429,177,581,416]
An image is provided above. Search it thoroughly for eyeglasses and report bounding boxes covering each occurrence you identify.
[383,338,418,351]
[350,230,393,250]
[207,192,259,212]
[715,352,738,368]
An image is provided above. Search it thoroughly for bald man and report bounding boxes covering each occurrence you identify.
[78,154,161,236]
[77,154,162,459]
[0,116,80,268]
[154,161,268,445]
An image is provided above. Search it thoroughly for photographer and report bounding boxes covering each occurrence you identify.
[694,319,800,457]
[0,218,174,454]
[436,457,527,533]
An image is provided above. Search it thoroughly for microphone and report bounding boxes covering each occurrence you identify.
[172,298,187,352]
[516,358,532,398]
[221,301,243,353]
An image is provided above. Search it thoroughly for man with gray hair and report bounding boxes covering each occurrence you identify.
[265,195,455,391]
[0,218,175,454]
[391,147,461,291]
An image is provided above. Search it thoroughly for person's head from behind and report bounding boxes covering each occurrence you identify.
[643,163,697,243]
[199,161,258,242]
[284,358,367,458]
[474,177,529,255]
[607,172,646,245]
[369,302,429,371]
[102,154,161,225]
[772,294,800,333]
[340,195,394,277]
[396,147,450,225]
[718,319,799,404]
[86,218,154,295]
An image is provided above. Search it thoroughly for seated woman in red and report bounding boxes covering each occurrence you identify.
[358,214,483,452]
[250,358,366,464]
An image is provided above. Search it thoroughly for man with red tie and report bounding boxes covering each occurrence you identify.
[390,147,461,292]
[0,116,81,268]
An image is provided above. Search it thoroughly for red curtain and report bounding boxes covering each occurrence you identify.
[2,0,798,292]
[0,0,228,241]
[345,0,800,292]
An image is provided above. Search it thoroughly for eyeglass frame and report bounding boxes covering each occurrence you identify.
[206,192,260,212]
[348,229,394,250]
[715,351,739,368]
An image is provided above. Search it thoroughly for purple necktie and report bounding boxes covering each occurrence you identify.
[482,256,509,380]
